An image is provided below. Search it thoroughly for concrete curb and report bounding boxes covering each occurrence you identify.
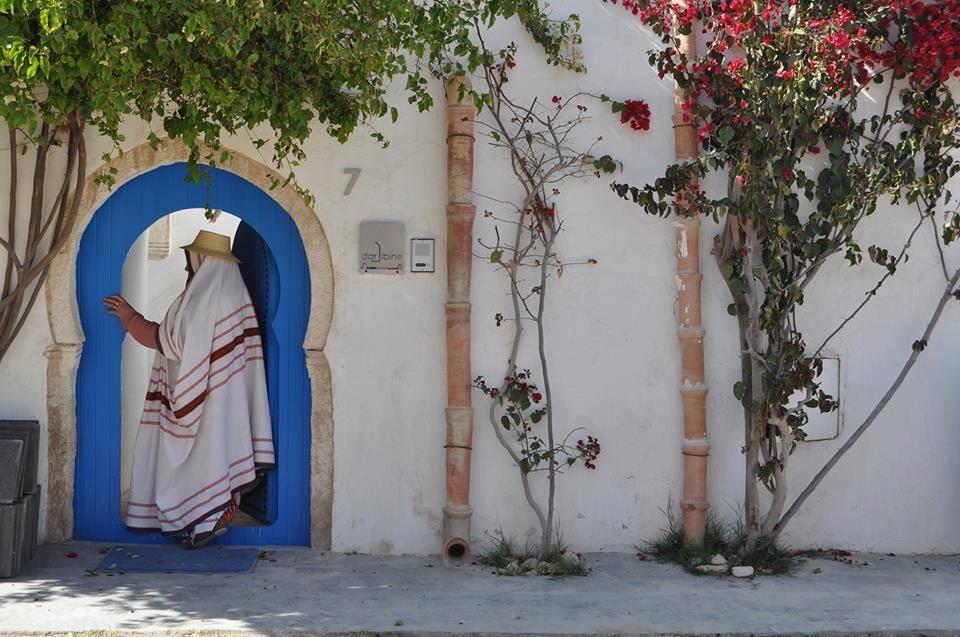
[0,628,960,637]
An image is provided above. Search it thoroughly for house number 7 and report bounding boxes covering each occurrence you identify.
[342,168,362,196]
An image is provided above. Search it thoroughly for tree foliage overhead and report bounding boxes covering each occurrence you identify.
[0,0,578,366]
[2,0,567,173]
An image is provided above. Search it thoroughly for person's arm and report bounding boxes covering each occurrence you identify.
[124,312,162,351]
[104,295,161,351]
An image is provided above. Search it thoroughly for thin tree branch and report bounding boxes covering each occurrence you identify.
[774,264,960,536]
[814,207,929,358]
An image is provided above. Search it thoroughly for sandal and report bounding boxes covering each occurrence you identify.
[183,497,240,549]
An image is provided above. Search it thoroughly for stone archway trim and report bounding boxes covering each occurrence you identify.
[43,138,335,549]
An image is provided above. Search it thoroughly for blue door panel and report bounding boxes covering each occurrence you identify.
[233,221,282,526]
[75,163,312,546]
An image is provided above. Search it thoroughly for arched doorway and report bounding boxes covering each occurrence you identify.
[73,163,312,546]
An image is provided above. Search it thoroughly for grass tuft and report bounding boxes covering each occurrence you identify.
[639,503,799,576]
[477,529,533,569]
[478,528,589,577]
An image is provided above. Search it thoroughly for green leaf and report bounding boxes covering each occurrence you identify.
[733,381,746,401]
[593,154,618,174]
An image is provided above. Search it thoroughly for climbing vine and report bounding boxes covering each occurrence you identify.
[609,0,960,542]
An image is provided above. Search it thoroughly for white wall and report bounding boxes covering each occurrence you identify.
[1,1,958,553]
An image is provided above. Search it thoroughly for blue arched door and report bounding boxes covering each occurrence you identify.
[74,163,312,546]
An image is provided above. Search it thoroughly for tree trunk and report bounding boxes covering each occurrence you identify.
[742,230,766,541]
[714,216,765,541]
[738,310,762,541]
[537,232,556,559]
[760,415,791,536]
[486,219,550,548]
[0,114,86,365]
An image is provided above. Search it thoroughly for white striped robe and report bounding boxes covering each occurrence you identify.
[125,253,275,537]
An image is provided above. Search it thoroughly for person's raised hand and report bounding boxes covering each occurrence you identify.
[103,295,136,322]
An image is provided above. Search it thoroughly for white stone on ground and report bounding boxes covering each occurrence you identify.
[520,557,539,571]
[560,552,582,568]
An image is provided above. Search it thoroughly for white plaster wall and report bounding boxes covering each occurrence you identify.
[1,1,958,553]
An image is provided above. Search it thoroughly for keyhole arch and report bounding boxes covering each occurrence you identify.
[43,140,335,548]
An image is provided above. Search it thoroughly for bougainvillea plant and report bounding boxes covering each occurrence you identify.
[474,372,601,474]
[469,29,615,558]
[608,0,960,543]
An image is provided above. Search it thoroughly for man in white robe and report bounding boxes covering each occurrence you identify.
[105,230,275,547]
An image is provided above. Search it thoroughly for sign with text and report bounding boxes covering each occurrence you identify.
[359,221,404,274]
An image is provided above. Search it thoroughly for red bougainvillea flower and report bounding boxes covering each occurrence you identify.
[697,122,715,143]
[727,57,747,74]
[620,99,651,131]
[576,435,602,470]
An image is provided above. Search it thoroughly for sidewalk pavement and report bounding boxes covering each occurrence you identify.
[2,542,959,636]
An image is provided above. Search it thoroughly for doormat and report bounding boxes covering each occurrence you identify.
[95,545,260,574]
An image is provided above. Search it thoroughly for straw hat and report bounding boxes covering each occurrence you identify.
[180,230,240,264]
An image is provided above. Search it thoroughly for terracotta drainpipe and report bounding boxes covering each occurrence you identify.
[672,24,710,542]
[442,76,476,561]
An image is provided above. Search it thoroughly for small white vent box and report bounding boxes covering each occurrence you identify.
[410,238,435,273]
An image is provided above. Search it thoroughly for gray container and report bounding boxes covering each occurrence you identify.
[19,487,40,564]
[27,485,40,561]
[0,439,25,504]
[0,488,39,578]
[0,421,39,496]
[0,497,25,578]
[0,487,40,577]
[0,436,42,577]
